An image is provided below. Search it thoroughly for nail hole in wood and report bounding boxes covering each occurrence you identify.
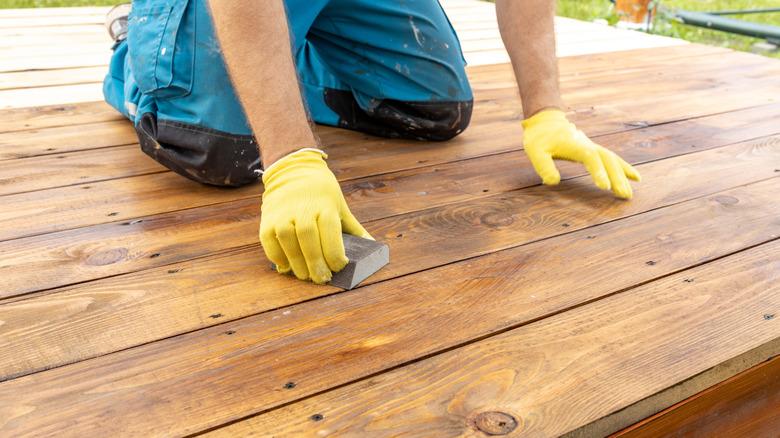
[284,382,296,389]
[149,253,160,258]
[107,212,118,217]
[167,269,180,274]
[310,414,324,422]
[562,223,570,228]
[764,314,775,320]
[209,313,223,319]
[646,260,656,266]
[396,233,403,238]
[225,330,235,335]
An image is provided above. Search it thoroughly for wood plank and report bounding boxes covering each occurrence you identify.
[613,355,780,438]
[0,45,727,127]
[0,66,107,91]
[0,119,136,160]
[0,101,122,133]
[1,136,777,382]
[0,145,165,196]
[0,83,107,110]
[3,49,774,161]
[0,51,107,73]
[0,7,109,18]
[209,241,780,437]
[0,15,104,28]
[2,103,778,298]
[1,180,777,435]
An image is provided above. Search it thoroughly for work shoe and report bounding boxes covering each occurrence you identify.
[105,3,132,42]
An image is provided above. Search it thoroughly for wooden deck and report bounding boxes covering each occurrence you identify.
[1,2,779,437]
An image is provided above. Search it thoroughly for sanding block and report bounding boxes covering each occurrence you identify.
[330,234,390,290]
[270,234,389,289]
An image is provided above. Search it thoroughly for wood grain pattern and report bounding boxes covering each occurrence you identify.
[0,177,777,435]
[208,241,780,437]
[2,103,778,298]
[614,355,780,438]
[1,20,778,438]
[2,200,777,436]
[0,145,165,196]
[0,101,122,133]
[0,119,136,160]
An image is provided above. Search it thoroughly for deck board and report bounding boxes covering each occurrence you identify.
[213,240,779,437]
[0,2,778,437]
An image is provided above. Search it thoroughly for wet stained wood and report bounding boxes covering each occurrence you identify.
[0,122,778,297]
[0,145,165,196]
[1,24,779,438]
[0,119,136,160]
[0,172,778,431]
[208,242,780,437]
[2,106,779,298]
[1,210,777,436]
[614,355,780,438]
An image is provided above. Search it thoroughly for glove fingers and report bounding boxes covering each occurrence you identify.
[340,202,373,240]
[582,149,611,192]
[276,223,310,281]
[295,218,332,284]
[601,149,633,199]
[619,156,642,182]
[525,147,561,185]
[318,213,349,273]
[260,227,291,274]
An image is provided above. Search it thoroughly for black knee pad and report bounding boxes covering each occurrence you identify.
[324,89,472,141]
[135,113,261,187]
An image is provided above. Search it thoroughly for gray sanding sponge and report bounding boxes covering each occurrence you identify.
[329,234,389,290]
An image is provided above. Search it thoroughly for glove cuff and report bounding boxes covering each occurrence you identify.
[260,147,327,178]
[521,108,567,130]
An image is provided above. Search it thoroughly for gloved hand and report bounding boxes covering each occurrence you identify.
[521,109,641,199]
[260,148,372,284]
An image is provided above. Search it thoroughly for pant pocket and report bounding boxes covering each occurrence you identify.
[127,0,194,98]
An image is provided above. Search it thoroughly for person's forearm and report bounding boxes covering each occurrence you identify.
[208,0,317,166]
[495,0,564,117]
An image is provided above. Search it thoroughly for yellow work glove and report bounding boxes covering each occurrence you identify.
[521,109,641,199]
[260,148,372,284]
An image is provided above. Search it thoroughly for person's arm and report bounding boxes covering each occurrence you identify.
[208,0,316,165]
[208,1,371,284]
[495,0,640,199]
[495,0,563,117]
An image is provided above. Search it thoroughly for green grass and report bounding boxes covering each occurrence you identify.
[558,0,780,59]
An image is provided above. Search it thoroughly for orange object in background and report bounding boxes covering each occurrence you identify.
[616,0,652,24]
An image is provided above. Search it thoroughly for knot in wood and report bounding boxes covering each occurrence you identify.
[480,212,514,228]
[86,247,128,266]
[713,195,738,206]
[471,411,518,435]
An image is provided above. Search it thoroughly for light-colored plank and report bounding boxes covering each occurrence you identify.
[0,7,110,18]
[211,240,780,437]
[0,66,107,91]
[0,83,106,109]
